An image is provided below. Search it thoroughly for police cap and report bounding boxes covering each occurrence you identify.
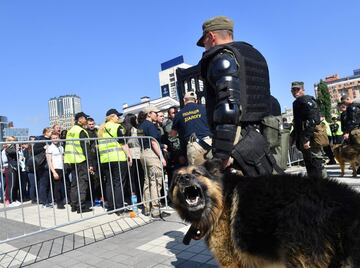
[106,108,123,117]
[74,112,90,121]
[197,16,234,47]
[291,81,304,90]
[143,105,160,115]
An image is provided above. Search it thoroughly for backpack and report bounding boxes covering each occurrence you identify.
[261,115,282,149]
[312,122,329,147]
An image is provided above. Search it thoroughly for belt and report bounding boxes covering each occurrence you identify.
[188,133,212,151]
[196,138,212,151]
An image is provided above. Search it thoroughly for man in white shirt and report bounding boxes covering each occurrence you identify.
[46,133,65,209]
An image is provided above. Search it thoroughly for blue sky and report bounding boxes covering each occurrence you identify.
[1,0,359,135]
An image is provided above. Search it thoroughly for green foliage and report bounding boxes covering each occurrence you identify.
[316,80,332,122]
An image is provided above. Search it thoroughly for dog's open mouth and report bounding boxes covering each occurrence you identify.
[183,185,203,208]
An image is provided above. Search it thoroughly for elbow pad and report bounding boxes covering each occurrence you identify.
[209,52,242,125]
[213,100,241,125]
[213,124,238,160]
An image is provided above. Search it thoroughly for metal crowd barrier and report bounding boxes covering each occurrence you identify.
[287,145,304,167]
[0,136,168,244]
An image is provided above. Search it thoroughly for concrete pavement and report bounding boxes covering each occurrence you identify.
[1,163,360,268]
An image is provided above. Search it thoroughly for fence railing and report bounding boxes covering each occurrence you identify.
[0,136,168,243]
[287,145,304,167]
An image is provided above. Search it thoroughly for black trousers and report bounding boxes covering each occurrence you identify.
[53,169,64,204]
[6,167,19,202]
[323,137,335,163]
[69,162,89,209]
[129,159,144,201]
[103,161,129,210]
[301,147,325,178]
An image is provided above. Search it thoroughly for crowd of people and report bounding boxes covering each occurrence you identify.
[1,15,360,219]
[0,106,192,218]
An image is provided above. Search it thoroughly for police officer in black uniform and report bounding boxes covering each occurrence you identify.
[171,91,212,165]
[291,81,327,178]
[197,16,274,174]
[341,95,360,175]
[341,95,360,143]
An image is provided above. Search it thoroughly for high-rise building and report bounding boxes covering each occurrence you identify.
[48,95,82,130]
[0,116,9,142]
[159,56,192,101]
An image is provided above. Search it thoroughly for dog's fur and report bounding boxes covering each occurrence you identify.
[170,159,360,268]
[333,144,360,177]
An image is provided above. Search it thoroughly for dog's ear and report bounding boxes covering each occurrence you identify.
[203,158,223,178]
[169,168,180,192]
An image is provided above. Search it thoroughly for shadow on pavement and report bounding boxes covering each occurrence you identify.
[0,215,153,267]
[164,230,218,268]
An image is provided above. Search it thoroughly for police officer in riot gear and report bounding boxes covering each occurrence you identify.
[197,16,274,173]
[341,95,360,143]
[290,81,327,178]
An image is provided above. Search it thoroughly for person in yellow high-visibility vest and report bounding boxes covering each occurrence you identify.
[64,112,94,214]
[98,108,132,215]
[321,116,336,165]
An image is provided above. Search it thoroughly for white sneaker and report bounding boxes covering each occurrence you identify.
[9,202,20,207]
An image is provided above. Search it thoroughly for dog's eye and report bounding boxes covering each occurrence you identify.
[192,169,203,176]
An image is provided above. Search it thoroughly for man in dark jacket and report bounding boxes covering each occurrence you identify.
[86,117,101,204]
[4,136,20,204]
[30,128,52,206]
[291,81,327,178]
[341,95,360,143]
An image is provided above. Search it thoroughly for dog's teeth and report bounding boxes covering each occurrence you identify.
[186,196,200,206]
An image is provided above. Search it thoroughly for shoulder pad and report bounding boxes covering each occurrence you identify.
[238,41,253,47]
[209,51,238,77]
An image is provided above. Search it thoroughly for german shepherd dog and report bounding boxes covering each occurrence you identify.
[170,159,360,268]
[333,144,360,177]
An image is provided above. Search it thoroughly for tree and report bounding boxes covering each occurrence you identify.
[316,80,332,122]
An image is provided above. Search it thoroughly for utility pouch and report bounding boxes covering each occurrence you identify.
[312,123,329,147]
[231,127,274,176]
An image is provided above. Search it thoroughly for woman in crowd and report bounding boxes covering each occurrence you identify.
[97,109,132,215]
[123,113,144,202]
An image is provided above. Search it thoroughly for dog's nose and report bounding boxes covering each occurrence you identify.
[180,174,192,182]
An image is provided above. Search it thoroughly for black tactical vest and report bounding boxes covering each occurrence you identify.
[200,41,271,122]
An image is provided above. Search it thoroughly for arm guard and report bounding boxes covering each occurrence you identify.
[207,51,242,159]
[302,97,319,142]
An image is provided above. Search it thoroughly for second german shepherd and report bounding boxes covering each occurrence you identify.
[333,144,360,177]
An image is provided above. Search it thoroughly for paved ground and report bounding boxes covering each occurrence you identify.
[1,164,360,268]
[0,209,217,268]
